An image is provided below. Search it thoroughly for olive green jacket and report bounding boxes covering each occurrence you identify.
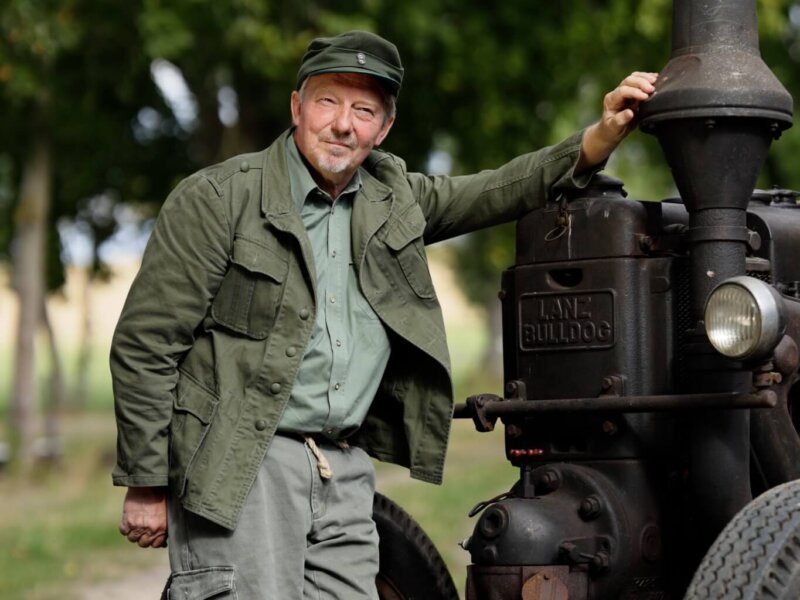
[111,128,594,530]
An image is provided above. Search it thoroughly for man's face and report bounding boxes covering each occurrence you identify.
[291,73,395,186]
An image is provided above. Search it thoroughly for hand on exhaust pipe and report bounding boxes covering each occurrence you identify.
[576,71,658,172]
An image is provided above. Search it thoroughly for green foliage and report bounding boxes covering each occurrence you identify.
[1,0,799,311]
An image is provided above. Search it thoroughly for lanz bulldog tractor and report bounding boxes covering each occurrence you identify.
[372,0,800,598]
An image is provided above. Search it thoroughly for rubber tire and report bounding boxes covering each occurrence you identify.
[373,492,460,600]
[684,479,800,599]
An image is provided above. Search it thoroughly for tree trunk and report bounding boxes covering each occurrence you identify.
[10,137,51,470]
[72,265,92,410]
[41,296,65,464]
[482,291,504,381]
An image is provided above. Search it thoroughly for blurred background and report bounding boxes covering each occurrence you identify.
[2,0,800,597]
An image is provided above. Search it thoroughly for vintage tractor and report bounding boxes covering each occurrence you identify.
[374,0,800,598]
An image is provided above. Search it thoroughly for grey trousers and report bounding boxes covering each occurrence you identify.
[165,434,380,600]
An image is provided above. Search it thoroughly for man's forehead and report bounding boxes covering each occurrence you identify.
[304,73,386,98]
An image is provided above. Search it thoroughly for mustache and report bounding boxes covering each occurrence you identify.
[319,133,357,149]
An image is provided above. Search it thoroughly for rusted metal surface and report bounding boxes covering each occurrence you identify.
[521,572,569,600]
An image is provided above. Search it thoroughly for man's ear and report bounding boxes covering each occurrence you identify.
[290,90,302,127]
[375,115,395,146]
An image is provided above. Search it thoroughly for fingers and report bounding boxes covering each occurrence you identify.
[119,524,168,547]
[606,74,658,109]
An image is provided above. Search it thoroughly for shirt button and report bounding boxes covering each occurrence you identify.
[255,419,267,431]
[240,161,250,172]
[270,383,281,394]
[299,308,310,320]
[286,346,297,357]
[330,296,336,304]
[335,339,342,347]
[334,383,341,390]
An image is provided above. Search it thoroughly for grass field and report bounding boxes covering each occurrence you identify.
[0,300,516,598]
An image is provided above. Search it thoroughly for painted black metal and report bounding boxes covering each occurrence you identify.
[449,1,800,599]
[638,0,793,127]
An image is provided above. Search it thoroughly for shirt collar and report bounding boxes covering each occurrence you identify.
[285,133,362,213]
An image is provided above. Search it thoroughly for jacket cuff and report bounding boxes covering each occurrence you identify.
[112,473,169,487]
[553,128,608,193]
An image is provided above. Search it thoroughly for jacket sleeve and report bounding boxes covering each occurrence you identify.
[110,173,231,487]
[406,129,603,244]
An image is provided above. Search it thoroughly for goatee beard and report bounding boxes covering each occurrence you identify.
[317,133,357,174]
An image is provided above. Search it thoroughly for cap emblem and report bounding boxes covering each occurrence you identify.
[356,52,366,65]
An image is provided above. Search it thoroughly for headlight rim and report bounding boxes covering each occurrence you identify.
[704,275,785,360]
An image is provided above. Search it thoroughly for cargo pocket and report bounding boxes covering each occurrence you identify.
[211,236,288,339]
[162,566,236,600]
[384,204,435,299]
[169,372,219,498]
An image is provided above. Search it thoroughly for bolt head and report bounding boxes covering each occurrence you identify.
[578,495,603,520]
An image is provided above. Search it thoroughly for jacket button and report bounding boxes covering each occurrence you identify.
[240,161,250,172]
[255,419,267,431]
[270,383,281,394]
[299,308,310,320]
[286,346,297,357]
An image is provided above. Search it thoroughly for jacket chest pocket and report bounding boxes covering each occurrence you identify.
[384,204,435,300]
[211,236,288,339]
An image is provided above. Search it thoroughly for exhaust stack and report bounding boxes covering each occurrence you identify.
[639,0,793,323]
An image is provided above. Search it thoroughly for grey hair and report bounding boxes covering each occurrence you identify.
[298,76,397,123]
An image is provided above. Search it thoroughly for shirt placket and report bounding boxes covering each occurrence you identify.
[322,199,350,437]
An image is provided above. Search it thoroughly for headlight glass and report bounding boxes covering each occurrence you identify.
[705,284,761,358]
[704,276,784,360]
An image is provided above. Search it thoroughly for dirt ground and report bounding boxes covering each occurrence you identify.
[78,562,170,600]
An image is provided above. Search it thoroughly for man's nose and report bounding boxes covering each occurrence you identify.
[331,107,353,134]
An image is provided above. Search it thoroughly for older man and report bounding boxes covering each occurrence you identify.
[111,30,656,600]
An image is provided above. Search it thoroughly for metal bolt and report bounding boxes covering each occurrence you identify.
[641,524,662,562]
[538,469,561,492]
[754,371,782,388]
[578,495,603,521]
[506,381,518,396]
[498,289,507,300]
[506,424,523,438]
[602,420,618,436]
[601,377,614,391]
[591,551,610,572]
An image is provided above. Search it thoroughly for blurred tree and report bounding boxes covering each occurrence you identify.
[1,0,799,460]
[0,0,190,467]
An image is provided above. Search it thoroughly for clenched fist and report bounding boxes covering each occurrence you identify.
[119,486,169,548]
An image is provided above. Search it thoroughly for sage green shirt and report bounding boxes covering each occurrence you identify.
[277,135,392,438]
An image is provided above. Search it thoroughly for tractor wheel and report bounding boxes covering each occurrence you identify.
[684,479,800,600]
[374,492,460,600]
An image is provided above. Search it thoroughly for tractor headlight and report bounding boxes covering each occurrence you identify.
[704,276,785,360]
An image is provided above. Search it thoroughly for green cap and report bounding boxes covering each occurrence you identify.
[296,31,404,95]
